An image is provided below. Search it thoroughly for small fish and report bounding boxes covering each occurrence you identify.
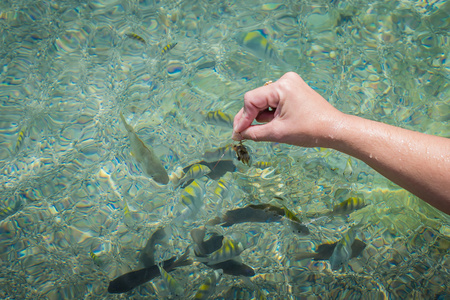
[232,141,251,166]
[179,164,211,187]
[343,157,353,178]
[108,247,192,294]
[331,197,366,216]
[192,270,223,299]
[294,239,366,261]
[219,203,284,227]
[240,29,276,61]
[139,227,168,267]
[15,125,27,153]
[253,161,272,169]
[329,227,357,270]
[200,238,246,265]
[203,146,237,163]
[161,42,177,55]
[125,33,146,44]
[282,206,310,236]
[120,112,169,184]
[203,110,233,127]
[191,227,255,277]
[159,262,184,296]
[89,248,103,266]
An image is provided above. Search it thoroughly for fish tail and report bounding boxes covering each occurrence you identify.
[169,247,193,271]
[119,112,133,133]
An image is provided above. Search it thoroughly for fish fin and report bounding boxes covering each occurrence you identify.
[206,216,223,226]
[171,246,193,269]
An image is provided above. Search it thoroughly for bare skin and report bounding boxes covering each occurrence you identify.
[232,72,450,215]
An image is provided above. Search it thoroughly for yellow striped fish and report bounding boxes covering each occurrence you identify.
[161,42,177,55]
[329,227,357,270]
[199,238,245,265]
[15,125,27,153]
[214,178,230,199]
[90,249,103,266]
[192,270,222,299]
[204,110,233,127]
[331,197,366,215]
[119,112,169,184]
[158,263,184,296]
[125,33,146,44]
[178,164,211,187]
[176,179,205,221]
[253,161,272,169]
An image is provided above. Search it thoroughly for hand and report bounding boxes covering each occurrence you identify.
[232,72,345,148]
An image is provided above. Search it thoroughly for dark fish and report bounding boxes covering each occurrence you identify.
[139,227,167,268]
[108,248,192,294]
[209,259,255,277]
[220,204,284,227]
[198,160,236,180]
[294,239,366,261]
[190,227,255,277]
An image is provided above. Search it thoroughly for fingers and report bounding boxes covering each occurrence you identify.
[233,83,280,135]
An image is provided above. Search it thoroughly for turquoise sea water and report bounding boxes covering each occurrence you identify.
[0,0,449,299]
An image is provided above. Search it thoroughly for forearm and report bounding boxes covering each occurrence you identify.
[329,114,450,214]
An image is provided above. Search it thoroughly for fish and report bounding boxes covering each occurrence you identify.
[190,227,255,277]
[238,29,277,61]
[119,112,169,184]
[232,141,251,166]
[177,179,205,221]
[192,270,223,299]
[139,227,168,268]
[219,204,284,227]
[162,42,177,55]
[329,227,357,270]
[253,161,272,169]
[282,206,310,236]
[108,247,192,294]
[198,238,246,265]
[89,248,103,266]
[203,110,234,128]
[203,145,237,163]
[191,227,224,257]
[159,261,184,296]
[294,239,366,261]
[343,157,353,178]
[196,160,236,180]
[214,178,230,199]
[179,164,211,187]
[125,33,146,44]
[331,197,366,216]
[14,125,27,153]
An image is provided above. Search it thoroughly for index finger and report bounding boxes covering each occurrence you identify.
[233,83,280,134]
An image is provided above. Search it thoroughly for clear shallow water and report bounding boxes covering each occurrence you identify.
[0,0,449,299]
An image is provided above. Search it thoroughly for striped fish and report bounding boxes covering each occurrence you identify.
[331,197,366,215]
[162,42,177,55]
[253,161,272,169]
[90,248,103,266]
[14,125,28,153]
[120,112,169,184]
[158,262,184,296]
[125,33,146,44]
[177,179,205,221]
[192,270,222,299]
[204,110,233,127]
[214,178,230,199]
[329,227,357,270]
[178,164,211,187]
[200,238,245,265]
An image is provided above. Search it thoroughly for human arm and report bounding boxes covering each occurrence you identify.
[232,72,450,214]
